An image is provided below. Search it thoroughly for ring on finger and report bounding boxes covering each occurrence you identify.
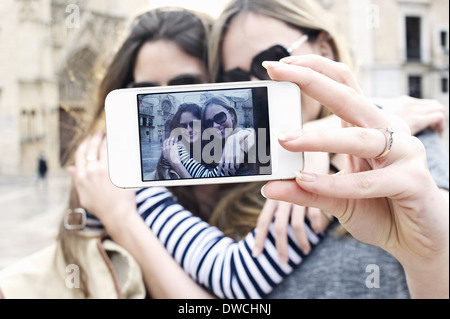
[374,127,394,159]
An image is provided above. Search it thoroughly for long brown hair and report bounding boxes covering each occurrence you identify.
[59,7,213,297]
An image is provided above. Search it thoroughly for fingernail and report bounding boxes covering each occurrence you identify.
[276,130,302,142]
[260,185,267,198]
[295,171,317,182]
[262,61,288,69]
[280,56,296,64]
[302,246,311,255]
[252,246,262,258]
[280,255,289,264]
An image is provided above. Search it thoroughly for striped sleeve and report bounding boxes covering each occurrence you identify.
[178,145,225,178]
[135,187,322,299]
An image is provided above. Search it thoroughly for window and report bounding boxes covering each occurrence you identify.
[406,17,421,61]
[409,76,422,98]
[441,31,447,47]
[441,30,449,54]
[442,77,449,94]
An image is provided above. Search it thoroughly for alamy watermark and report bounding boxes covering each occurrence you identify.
[366,4,380,29]
[165,126,271,175]
[365,264,380,289]
[65,4,80,29]
[66,264,80,289]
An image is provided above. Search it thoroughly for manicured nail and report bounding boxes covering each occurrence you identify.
[295,171,317,182]
[280,56,296,64]
[276,130,302,142]
[302,245,311,255]
[262,61,288,69]
[252,246,262,258]
[280,255,289,264]
[261,185,268,199]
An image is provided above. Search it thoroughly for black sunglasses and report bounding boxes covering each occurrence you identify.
[127,74,204,88]
[204,112,228,128]
[219,34,309,82]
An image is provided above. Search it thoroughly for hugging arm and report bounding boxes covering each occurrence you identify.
[69,132,321,298]
[162,140,224,178]
[162,138,192,178]
[218,128,256,176]
[372,95,447,137]
[176,144,230,178]
[136,187,322,299]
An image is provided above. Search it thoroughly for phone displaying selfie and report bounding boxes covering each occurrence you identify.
[105,81,303,188]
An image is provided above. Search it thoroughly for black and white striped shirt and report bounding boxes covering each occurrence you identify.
[178,145,225,178]
[135,187,322,299]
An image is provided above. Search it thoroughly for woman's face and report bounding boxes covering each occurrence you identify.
[133,40,207,86]
[204,104,234,140]
[221,12,333,123]
[179,112,201,143]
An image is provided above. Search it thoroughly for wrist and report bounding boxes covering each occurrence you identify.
[101,203,139,238]
[394,188,449,298]
[402,248,449,299]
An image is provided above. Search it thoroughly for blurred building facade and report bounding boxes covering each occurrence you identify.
[0,0,448,176]
[0,0,147,175]
[326,0,449,111]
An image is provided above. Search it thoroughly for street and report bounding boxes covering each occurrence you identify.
[0,173,71,270]
[141,141,163,176]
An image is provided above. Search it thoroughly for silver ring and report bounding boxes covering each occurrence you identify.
[375,127,394,159]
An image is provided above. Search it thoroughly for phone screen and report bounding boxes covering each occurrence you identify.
[137,87,271,181]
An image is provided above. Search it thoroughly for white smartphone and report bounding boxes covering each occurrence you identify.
[105,80,303,188]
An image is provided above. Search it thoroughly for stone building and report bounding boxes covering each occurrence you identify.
[0,0,147,175]
[326,0,449,114]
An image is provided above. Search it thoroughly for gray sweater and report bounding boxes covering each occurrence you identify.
[268,129,449,299]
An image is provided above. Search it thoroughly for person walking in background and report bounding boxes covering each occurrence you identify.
[37,153,48,187]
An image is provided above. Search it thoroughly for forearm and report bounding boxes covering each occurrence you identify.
[397,192,449,299]
[103,211,214,299]
[177,146,221,178]
[170,161,192,178]
[404,250,449,299]
[137,187,322,299]
[182,157,224,177]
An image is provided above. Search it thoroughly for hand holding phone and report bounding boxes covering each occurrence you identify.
[105,80,303,188]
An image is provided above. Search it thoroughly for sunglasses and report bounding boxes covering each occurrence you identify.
[127,74,204,88]
[204,112,228,128]
[219,34,309,82]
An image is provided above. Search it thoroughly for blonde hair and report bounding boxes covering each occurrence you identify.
[209,0,353,120]
[202,0,356,238]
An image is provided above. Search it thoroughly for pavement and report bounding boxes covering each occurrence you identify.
[0,172,71,270]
